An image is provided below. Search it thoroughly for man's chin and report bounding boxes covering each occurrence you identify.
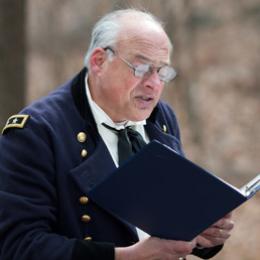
[128,110,153,122]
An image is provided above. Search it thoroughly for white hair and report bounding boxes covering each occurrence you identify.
[83,9,172,67]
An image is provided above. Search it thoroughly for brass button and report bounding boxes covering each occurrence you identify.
[79,196,89,205]
[81,149,88,158]
[162,124,167,133]
[84,236,92,241]
[81,214,91,223]
[77,132,87,143]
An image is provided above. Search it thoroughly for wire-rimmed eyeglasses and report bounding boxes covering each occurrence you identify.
[104,47,177,83]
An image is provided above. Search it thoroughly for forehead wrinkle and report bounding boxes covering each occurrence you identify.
[117,34,170,65]
[114,16,171,65]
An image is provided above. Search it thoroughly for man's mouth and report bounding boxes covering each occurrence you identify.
[135,95,155,108]
[136,95,154,102]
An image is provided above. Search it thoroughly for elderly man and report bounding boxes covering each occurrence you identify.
[0,9,233,260]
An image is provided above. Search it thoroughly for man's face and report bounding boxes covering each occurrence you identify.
[89,21,171,122]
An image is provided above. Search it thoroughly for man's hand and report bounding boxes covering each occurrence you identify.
[115,237,196,260]
[115,213,234,259]
[196,213,234,248]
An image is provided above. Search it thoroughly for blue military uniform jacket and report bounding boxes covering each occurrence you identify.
[0,68,222,259]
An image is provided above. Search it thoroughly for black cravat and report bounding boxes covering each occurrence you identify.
[102,123,147,166]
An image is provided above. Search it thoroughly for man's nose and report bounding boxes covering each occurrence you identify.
[144,70,163,89]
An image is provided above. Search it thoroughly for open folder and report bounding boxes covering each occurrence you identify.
[89,140,260,241]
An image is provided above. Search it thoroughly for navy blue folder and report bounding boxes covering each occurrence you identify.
[89,140,258,241]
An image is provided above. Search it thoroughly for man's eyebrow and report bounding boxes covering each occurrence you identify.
[134,53,169,66]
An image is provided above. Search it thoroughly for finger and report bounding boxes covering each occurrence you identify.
[196,235,216,248]
[201,227,231,239]
[168,240,195,255]
[213,218,235,230]
[197,234,227,248]
[200,233,229,246]
[216,220,234,230]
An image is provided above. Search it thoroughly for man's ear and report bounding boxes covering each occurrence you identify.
[89,48,107,73]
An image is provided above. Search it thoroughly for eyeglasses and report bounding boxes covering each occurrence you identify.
[104,47,177,83]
